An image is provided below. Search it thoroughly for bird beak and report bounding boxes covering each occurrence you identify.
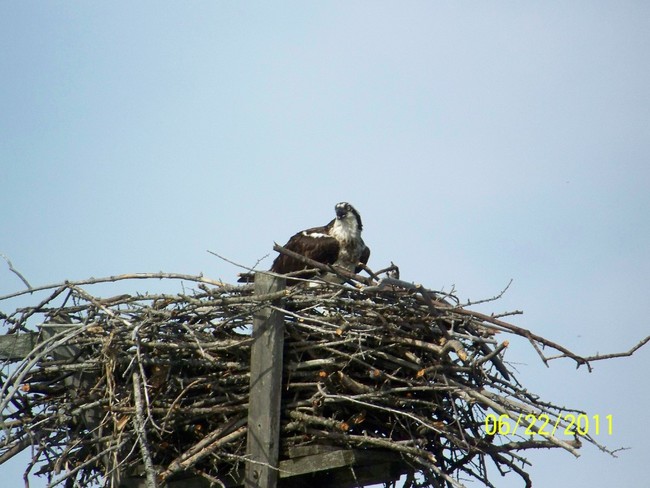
[336,209,347,219]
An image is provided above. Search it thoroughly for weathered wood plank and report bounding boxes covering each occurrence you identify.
[285,444,341,459]
[245,273,286,488]
[0,332,38,361]
[121,448,408,487]
[280,449,356,478]
[279,449,409,487]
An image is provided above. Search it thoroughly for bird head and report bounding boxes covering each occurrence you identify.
[335,202,363,231]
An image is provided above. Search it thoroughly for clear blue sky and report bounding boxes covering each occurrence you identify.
[1,3,649,487]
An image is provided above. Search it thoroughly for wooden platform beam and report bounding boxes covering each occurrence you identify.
[245,273,286,488]
[0,331,38,361]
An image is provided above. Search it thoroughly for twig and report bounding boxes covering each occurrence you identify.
[554,335,650,362]
[157,425,247,483]
[0,272,226,302]
[132,371,158,488]
[0,254,32,290]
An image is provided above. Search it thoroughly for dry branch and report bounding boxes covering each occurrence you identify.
[0,266,646,488]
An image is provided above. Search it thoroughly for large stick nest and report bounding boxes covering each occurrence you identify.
[0,260,626,488]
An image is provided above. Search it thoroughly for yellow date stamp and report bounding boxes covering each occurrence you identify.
[484,413,613,437]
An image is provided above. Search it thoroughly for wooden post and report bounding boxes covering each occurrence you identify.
[245,273,286,488]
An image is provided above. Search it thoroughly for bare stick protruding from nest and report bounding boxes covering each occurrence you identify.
[0,253,32,290]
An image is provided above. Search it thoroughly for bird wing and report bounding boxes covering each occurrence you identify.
[355,243,371,273]
[271,226,340,274]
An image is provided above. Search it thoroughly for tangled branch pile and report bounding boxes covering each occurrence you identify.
[0,265,624,488]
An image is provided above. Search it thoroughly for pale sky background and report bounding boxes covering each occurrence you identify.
[1,2,649,487]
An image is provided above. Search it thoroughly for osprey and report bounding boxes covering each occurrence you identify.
[238,202,370,284]
[270,202,370,280]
